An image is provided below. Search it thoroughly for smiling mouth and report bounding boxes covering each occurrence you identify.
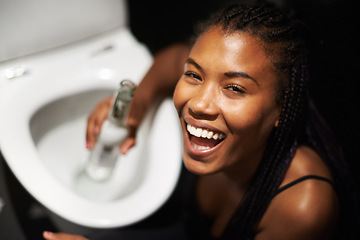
[186,123,225,150]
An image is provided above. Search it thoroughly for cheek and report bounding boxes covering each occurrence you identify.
[223,102,257,132]
[173,80,188,116]
[222,97,279,137]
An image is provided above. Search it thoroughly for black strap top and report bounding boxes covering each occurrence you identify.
[273,174,335,198]
[181,168,335,240]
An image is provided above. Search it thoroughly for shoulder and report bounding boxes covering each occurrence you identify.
[256,146,339,240]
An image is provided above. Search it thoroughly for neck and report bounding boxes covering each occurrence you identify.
[222,151,263,192]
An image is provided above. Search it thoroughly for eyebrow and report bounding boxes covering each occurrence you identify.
[185,58,202,71]
[185,57,259,85]
[224,71,259,86]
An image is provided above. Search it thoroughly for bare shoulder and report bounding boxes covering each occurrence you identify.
[256,146,339,240]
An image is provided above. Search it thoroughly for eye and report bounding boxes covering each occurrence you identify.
[225,84,246,94]
[184,71,202,80]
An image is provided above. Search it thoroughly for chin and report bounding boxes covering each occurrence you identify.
[182,153,220,175]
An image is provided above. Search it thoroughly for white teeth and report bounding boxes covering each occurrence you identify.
[186,124,225,140]
[195,128,202,137]
[192,143,210,150]
[201,130,208,138]
[206,131,213,139]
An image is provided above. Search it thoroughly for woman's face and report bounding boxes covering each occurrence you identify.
[173,26,281,176]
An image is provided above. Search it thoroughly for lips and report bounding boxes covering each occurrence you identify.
[185,123,225,152]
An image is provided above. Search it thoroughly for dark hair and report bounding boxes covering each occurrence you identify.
[192,2,359,239]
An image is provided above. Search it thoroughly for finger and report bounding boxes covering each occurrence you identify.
[43,231,88,240]
[119,126,137,154]
[86,97,112,149]
[120,137,136,155]
[86,114,97,149]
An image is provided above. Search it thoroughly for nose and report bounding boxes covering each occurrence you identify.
[188,83,219,119]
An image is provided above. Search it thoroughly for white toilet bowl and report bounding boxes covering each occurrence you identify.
[0,28,182,231]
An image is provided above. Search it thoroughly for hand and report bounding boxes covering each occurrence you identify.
[86,96,113,150]
[121,43,189,154]
[85,94,137,155]
[86,43,189,154]
[43,231,88,240]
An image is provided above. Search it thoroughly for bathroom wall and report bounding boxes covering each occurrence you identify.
[0,0,127,62]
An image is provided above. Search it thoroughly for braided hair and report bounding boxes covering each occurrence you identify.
[191,2,358,239]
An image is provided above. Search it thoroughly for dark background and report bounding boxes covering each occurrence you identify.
[128,0,359,188]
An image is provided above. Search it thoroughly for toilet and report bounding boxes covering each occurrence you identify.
[0,0,182,235]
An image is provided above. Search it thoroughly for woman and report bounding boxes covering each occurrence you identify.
[44,2,359,240]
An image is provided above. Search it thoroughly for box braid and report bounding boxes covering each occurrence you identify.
[190,2,358,239]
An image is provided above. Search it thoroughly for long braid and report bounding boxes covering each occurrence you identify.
[235,63,308,238]
[192,3,310,239]
[224,4,308,239]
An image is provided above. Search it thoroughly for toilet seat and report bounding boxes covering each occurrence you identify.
[0,28,182,229]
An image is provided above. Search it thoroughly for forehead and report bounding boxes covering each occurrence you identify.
[192,26,267,61]
[190,26,275,82]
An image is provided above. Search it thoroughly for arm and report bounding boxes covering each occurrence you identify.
[86,43,190,153]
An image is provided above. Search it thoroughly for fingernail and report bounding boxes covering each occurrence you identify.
[44,231,53,237]
[86,142,91,149]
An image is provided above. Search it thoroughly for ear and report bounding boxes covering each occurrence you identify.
[275,119,279,127]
